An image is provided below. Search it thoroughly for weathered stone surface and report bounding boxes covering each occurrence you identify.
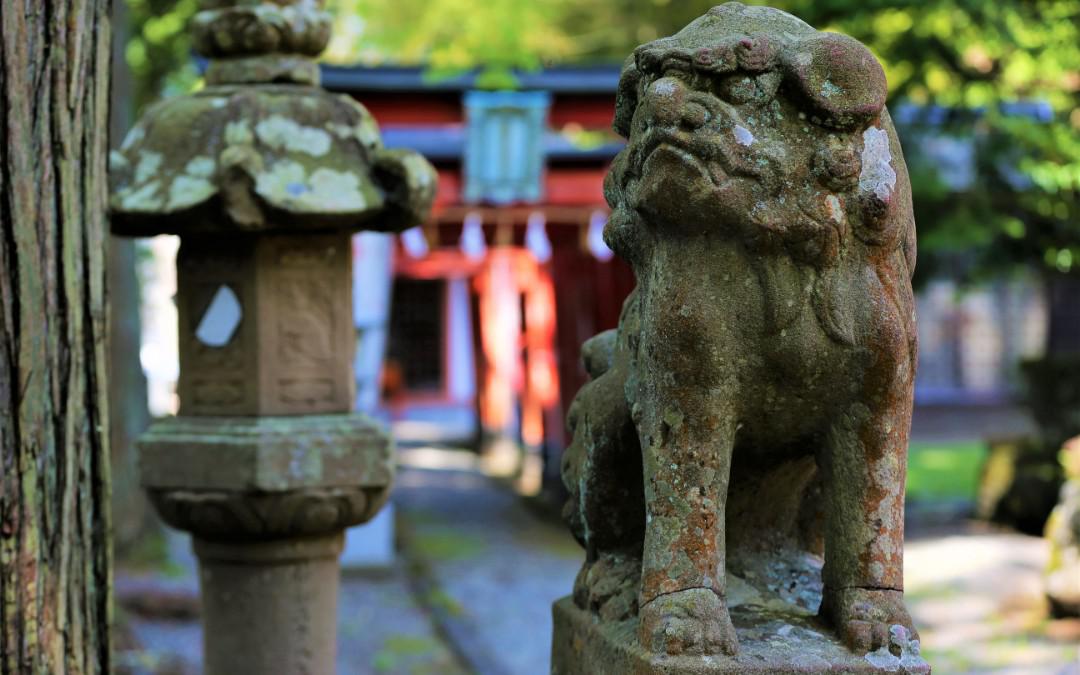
[150,485,388,541]
[139,414,393,542]
[139,414,392,491]
[559,2,924,669]
[553,596,928,674]
[1045,437,1080,617]
[174,233,356,416]
[109,86,436,234]
[196,534,344,675]
[192,1,333,59]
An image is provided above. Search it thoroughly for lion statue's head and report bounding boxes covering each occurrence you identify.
[604,2,915,290]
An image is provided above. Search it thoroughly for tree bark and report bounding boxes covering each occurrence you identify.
[0,1,113,673]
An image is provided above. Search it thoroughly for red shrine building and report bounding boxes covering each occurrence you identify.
[324,65,634,487]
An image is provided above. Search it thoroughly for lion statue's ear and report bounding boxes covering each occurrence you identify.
[781,32,887,130]
[613,53,641,139]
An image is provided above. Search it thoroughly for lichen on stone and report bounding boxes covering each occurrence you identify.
[254,159,371,212]
[254,114,332,156]
[734,124,755,146]
[168,175,216,211]
[333,95,385,150]
[398,153,436,191]
[859,126,897,200]
[119,180,163,211]
[225,120,254,146]
[820,80,842,99]
[109,150,129,173]
[134,151,164,184]
[825,194,844,223]
[184,156,216,178]
[120,123,145,151]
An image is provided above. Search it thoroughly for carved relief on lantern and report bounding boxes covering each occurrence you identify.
[174,233,356,416]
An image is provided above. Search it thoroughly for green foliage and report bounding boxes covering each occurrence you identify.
[345,0,574,88]
[907,441,988,501]
[412,529,485,561]
[124,0,200,111]
[371,634,456,674]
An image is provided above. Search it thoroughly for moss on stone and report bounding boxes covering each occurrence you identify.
[110,85,434,235]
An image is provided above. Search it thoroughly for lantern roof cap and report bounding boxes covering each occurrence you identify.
[109,0,436,236]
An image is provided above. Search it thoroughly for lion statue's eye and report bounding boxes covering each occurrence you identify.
[814,146,862,190]
[659,57,693,80]
[713,71,782,107]
[715,75,758,104]
[681,102,710,130]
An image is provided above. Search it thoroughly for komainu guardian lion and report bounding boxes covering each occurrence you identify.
[562,2,920,659]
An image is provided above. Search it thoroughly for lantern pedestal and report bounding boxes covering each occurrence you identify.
[139,414,392,675]
[195,535,343,675]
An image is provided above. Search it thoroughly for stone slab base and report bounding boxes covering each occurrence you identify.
[551,597,930,674]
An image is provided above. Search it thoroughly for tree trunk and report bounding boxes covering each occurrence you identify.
[0,1,113,673]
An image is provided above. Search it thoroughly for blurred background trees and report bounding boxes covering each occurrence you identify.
[362,0,1080,311]
[128,0,1080,310]
[128,0,1080,287]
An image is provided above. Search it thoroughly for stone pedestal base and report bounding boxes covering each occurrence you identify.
[551,597,929,675]
[196,535,343,675]
[138,414,394,674]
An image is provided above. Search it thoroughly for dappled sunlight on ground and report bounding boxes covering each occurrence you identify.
[906,524,1080,674]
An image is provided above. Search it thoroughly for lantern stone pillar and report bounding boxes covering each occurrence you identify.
[108,2,436,673]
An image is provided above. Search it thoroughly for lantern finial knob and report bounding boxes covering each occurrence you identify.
[192,0,332,85]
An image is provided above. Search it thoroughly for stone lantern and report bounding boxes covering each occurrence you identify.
[108,2,436,673]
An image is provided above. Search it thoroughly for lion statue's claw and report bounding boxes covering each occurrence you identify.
[821,587,919,655]
[638,588,739,656]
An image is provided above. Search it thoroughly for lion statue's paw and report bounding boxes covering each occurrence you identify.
[638,588,738,656]
[821,587,919,655]
[573,554,641,622]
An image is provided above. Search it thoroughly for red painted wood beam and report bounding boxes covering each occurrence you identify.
[430,167,609,209]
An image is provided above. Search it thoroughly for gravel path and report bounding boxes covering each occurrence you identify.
[394,462,582,675]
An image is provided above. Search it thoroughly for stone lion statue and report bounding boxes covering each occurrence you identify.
[562,2,919,659]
